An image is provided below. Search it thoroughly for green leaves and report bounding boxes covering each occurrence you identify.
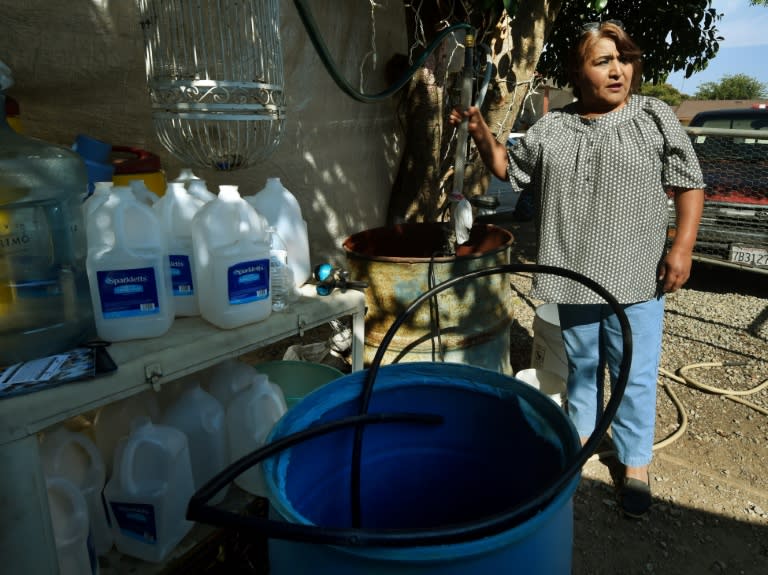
[694,74,767,99]
[503,0,518,15]
[538,0,724,88]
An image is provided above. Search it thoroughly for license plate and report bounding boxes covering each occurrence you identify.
[729,245,768,267]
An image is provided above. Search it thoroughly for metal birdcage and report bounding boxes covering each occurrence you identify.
[138,0,285,171]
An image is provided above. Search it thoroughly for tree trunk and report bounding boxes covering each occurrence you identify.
[386,55,448,224]
[387,1,562,224]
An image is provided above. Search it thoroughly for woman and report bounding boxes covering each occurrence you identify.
[450,21,704,517]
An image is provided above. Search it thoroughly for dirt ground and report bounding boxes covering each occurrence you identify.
[143,218,765,575]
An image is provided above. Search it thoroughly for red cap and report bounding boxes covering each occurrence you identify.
[111,145,162,174]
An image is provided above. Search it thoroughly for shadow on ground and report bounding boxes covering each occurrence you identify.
[574,471,768,575]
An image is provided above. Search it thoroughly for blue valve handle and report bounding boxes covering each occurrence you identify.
[313,262,368,295]
[314,262,335,282]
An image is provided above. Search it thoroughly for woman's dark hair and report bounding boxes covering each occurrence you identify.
[568,22,643,100]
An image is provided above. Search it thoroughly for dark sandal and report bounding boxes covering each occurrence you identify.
[620,476,652,518]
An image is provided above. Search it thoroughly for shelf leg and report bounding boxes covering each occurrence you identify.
[351,307,365,372]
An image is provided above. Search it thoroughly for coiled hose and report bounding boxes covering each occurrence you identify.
[589,361,767,462]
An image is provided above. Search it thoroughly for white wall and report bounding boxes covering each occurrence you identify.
[0,0,407,263]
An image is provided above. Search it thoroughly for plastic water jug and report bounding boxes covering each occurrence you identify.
[171,168,216,203]
[93,391,161,476]
[129,179,159,206]
[40,426,113,556]
[0,93,95,365]
[86,186,174,341]
[171,168,200,186]
[153,182,205,317]
[206,358,259,409]
[46,476,95,575]
[191,185,271,329]
[187,180,216,203]
[104,417,194,563]
[162,384,228,504]
[226,372,287,496]
[246,177,310,288]
[83,181,113,215]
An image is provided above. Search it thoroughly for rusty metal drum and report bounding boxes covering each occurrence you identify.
[343,222,515,373]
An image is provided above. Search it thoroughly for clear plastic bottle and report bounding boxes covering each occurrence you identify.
[267,226,291,312]
[246,177,310,288]
[0,92,95,364]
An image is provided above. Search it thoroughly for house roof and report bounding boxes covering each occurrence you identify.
[673,99,768,124]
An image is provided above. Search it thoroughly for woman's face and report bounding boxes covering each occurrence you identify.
[576,37,633,115]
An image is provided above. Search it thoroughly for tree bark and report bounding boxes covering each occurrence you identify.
[387,1,563,224]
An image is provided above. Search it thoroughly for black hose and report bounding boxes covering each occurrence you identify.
[350,264,632,531]
[187,263,633,548]
[292,0,472,103]
[187,411,445,546]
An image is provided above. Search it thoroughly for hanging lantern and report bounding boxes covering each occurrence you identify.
[138,0,286,171]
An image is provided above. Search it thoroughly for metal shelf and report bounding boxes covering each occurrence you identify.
[0,286,366,573]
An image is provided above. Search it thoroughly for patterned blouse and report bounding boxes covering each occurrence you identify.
[507,95,704,304]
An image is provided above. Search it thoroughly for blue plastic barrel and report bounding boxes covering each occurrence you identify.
[263,362,580,574]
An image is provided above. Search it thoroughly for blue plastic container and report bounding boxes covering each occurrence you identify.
[263,362,580,574]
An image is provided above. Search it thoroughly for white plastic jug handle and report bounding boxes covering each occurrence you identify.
[51,431,104,479]
[201,408,224,434]
[112,188,159,253]
[256,386,287,423]
[120,436,141,495]
[120,436,167,495]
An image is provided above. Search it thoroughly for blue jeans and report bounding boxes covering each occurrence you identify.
[557,297,665,468]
